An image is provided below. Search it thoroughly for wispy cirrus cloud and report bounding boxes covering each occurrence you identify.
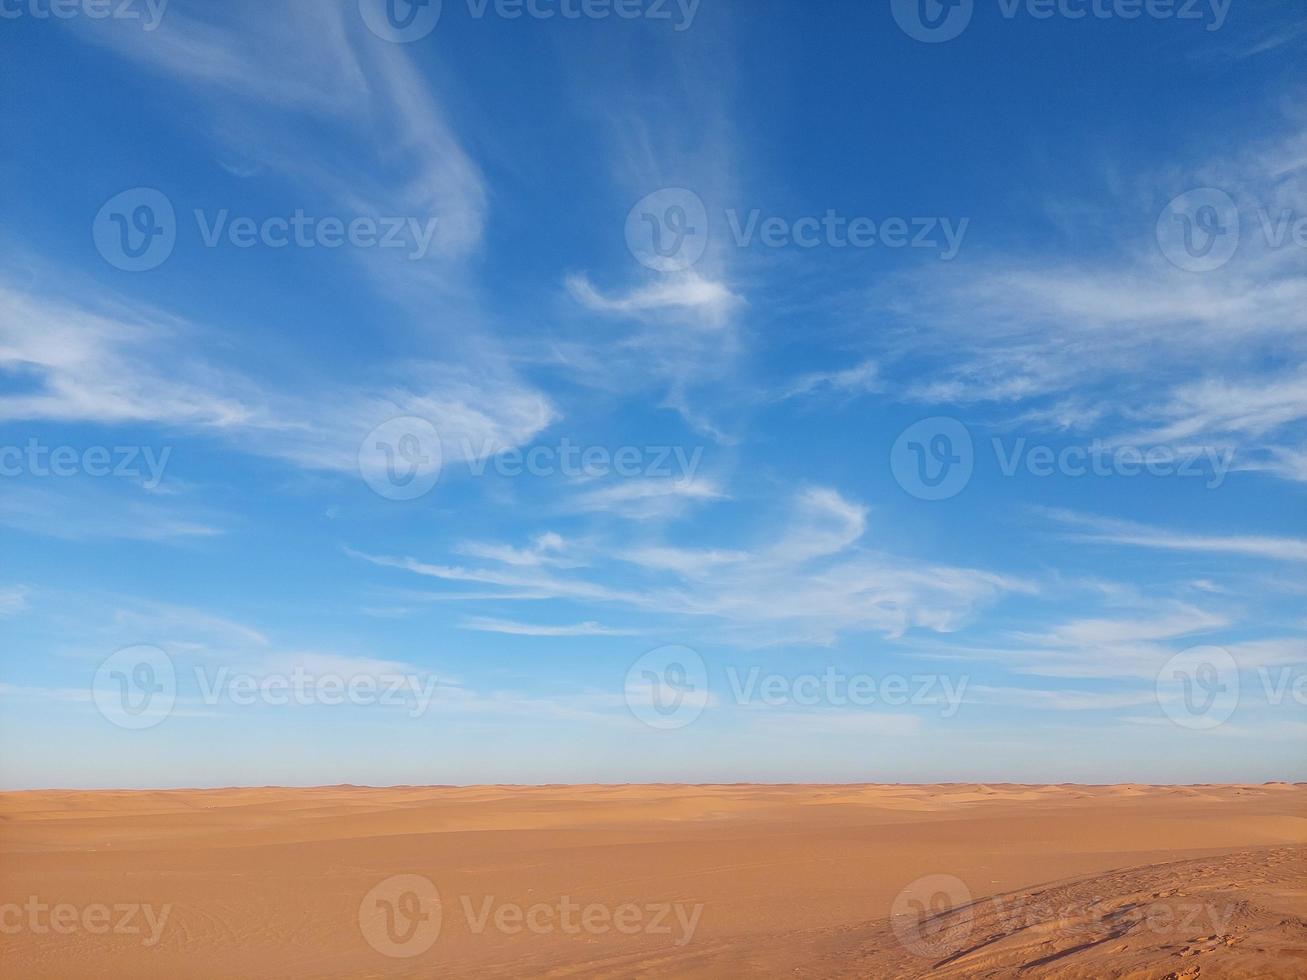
[776,359,880,402]
[73,0,486,264]
[0,586,30,617]
[454,533,577,568]
[0,485,225,543]
[546,21,751,443]
[565,272,742,325]
[1010,603,1231,648]
[918,597,1306,682]
[351,487,1032,645]
[1044,509,1307,563]
[874,120,1307,482]
[458,617,638,637]
[0,282,257,429]
[966,685,1160,712]
[566,475,727,520]
[107,600,272,650]
[0,279,556,478]
[1120,368,1307,439]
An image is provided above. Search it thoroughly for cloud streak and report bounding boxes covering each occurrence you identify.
[352,487,1032,645]
[1046,510,1307,563]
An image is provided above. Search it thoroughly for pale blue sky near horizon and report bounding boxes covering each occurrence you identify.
[1,0,1305,789]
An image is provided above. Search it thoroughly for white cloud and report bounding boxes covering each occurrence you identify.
[1011,605,1231,648]
[459,617,638,637]
[455,534,577,568]
[765,487,867,565]
[0,586,29,617]
[619,546,751,578]
[108,602,271,650]
[875,122,1307,482]
[0,283,257,428]
[1045,509,1307,563]
[567,475,727,520]
[744,710,921,737]
[546,39,750,441]
[566,272,742,326]
[351,487,1032,645]
[777,360,880,401]
[0,280,556,478]
[346,547,652,608]
[967,685,1159,711]
[74,0,486,263]
[0,485,225,543]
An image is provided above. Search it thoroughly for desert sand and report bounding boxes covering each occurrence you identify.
[1,783,1303,978]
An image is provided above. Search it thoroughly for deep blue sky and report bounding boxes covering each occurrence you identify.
[1,0,1304,787]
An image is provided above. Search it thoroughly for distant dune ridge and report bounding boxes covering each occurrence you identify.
[1,783,1303,977]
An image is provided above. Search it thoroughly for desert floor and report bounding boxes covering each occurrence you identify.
[1,783,1303,978]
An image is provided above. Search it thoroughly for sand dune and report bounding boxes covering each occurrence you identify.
[1,784,1303,977]
[807,845,1306,978]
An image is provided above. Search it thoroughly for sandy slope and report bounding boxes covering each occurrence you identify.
[0,783,1303,978]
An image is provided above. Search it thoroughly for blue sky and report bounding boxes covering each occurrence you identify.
[1,0,1304,788]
